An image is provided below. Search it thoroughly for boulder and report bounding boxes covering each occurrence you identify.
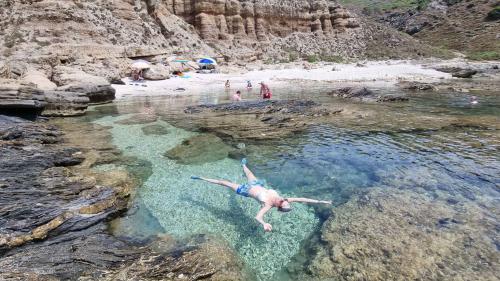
[0,79,90,117]
[52,66,115,104]
[0,80,46,117]
[164,134,234,164]
[452,69,478,78]
[22,69,57,91]
[143,64,170,81]
[41,91,89,117]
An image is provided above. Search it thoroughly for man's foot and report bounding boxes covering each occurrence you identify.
[190,176,201,180]
[241,158,247,167]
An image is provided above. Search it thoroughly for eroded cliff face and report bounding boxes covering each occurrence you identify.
[159,0,359,42]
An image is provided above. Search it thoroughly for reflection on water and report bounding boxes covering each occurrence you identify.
[88,85,499,280]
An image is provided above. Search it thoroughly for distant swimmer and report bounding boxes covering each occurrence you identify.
[470,96,478,105]
[191,158,332,232]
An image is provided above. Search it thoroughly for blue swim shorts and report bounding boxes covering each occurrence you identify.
[236,183,251,197]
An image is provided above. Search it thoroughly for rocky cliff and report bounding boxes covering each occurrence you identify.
[0,0,440,117]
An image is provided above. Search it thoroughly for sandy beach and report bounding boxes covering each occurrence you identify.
[114,60,456,99]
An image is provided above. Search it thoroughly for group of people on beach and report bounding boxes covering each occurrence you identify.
[226,80,272,102]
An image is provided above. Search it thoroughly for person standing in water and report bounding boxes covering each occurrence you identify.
[259,82,272,99]
[232,90,242,101]
[225,80,231,89]
[191,159,332,232]
[247,80,253,89]
[470,96,478,105]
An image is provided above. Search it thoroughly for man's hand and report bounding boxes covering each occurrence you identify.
[263,223,272,232]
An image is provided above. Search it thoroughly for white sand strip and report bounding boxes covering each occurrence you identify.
[113,60,451,99]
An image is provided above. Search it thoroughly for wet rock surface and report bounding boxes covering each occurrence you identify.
[398,81,437,91]
[0,116,246,280]
[174,100,338,141]
[303,188,499,281]
[329,87,409,102]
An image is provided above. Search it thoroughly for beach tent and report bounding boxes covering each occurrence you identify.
[131,59,150,69]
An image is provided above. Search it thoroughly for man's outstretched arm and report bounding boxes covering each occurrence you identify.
[255,205,273,232]
[287,197,332,204]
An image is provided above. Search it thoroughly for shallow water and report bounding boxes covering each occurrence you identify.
[87,85,499,280]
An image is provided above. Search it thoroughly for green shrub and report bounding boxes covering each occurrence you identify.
[486,6,500,21]
[288,52,299,62]
[466,51,500,61]
[320,55,345,63]
[306,55,318,63]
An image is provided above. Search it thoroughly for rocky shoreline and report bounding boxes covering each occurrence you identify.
[0,115,248,280]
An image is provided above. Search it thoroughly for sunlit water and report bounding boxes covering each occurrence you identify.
[86,85,499,280]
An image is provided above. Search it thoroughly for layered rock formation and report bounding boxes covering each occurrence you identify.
[0,115,247,280]
[163,0,359,42]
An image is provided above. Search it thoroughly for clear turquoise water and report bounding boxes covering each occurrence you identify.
[89,86,499,280]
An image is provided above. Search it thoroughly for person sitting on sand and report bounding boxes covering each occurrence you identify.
[225,80,230,88]
[191,159,332,232]
[232,90,242,102]
[259,82,272,99]
[131,69,144,81]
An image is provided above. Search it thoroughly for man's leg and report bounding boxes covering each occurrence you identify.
[196,177,239,192]
[242,159,258,183]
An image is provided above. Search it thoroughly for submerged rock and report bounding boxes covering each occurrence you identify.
[141,124,169,135]
[169,99,338,141]
[398,81,437,91]
[164,134,234,164]
[115,114,158,125]
[330,87,409,103]
[304,188,499,281]
[329,87,375,99]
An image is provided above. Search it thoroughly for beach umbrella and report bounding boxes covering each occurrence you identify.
[197,58,217,65]
[131,59,150,69]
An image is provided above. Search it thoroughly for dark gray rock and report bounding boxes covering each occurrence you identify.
[452,69,478,78]
[398,81,436,91]
[329,87,375,99]
[185,100,319,114]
